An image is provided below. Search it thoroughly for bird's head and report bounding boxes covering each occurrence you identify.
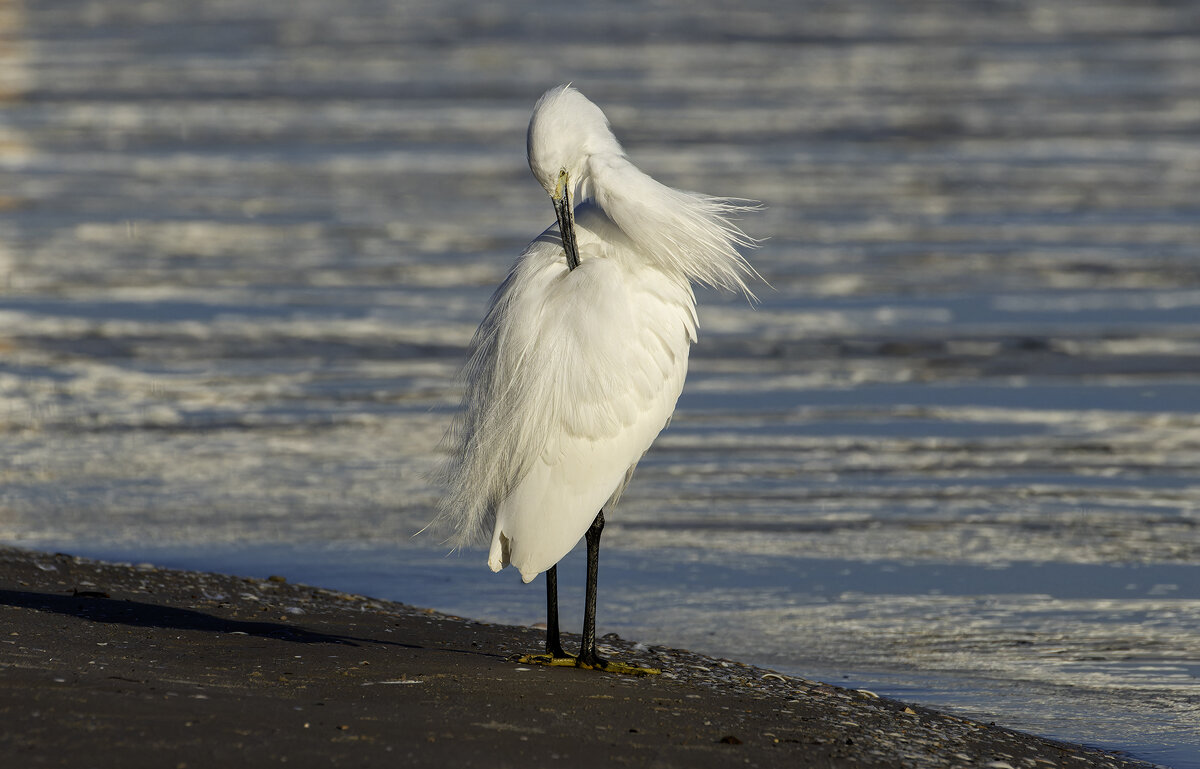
[527,85,623,270]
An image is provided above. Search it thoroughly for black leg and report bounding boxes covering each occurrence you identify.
[545,564,568,659]
[577,510,606,668]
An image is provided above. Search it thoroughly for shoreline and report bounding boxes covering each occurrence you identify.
[0,546,1159,768]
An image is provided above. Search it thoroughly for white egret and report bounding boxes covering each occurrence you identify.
[433,84,759,670]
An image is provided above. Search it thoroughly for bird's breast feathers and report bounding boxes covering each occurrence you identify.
[511,234,695,451]
[484,235,697,579]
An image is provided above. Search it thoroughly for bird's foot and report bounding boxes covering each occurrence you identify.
[516,651,660,676]
[581,658,661,676]
[576,650,660,676]
[517,652,578,668]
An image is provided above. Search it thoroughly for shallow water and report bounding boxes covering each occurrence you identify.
[2,1,1199,766]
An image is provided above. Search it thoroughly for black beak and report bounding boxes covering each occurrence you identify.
[553,170,581,271]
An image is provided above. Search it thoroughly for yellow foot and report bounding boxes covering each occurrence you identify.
[577,659,661,677]
[517,653,579,668]
[518,653,660,676]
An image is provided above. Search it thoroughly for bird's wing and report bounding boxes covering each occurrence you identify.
[434,215,695,576]
[487,241,695,581]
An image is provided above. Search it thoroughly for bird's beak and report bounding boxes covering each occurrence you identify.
[552,169,581,271]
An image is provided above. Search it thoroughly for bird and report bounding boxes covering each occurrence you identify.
[432,84,759,671]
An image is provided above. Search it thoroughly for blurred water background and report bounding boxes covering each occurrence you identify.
[2,1,1199,765]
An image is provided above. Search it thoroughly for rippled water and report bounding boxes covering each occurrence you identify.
[2,1,1199,766]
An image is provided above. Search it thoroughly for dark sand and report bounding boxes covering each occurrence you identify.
[0,547,1155,768]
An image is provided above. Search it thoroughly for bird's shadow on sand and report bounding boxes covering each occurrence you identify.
[0,589,418,648]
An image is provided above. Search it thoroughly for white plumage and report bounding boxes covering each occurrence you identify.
[432,85,757,664]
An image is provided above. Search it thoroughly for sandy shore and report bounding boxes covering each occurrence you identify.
[0,546,1156,768]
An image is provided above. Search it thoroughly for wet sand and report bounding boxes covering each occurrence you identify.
[0,546,1155,768]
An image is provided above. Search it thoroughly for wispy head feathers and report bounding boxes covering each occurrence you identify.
[588,153,761,298]
[529,85,761,298]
